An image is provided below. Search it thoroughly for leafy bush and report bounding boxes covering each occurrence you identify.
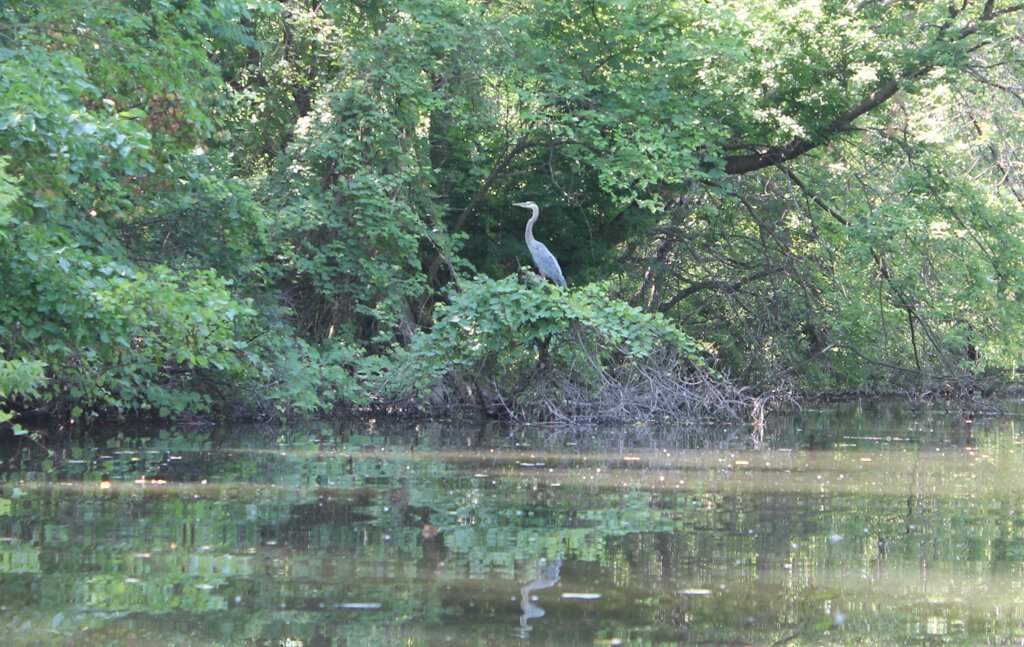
[384,275,738,421]
[1,217,372,420]
[0,159,46,432]
[240,317,372,418]
[0,353,47,436]
[1,223,250,416]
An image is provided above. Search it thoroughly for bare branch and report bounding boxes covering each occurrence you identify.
[658,268,780,313]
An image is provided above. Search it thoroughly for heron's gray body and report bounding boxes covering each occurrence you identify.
[513,201,567,288]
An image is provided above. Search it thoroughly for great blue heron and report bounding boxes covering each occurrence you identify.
[512,201,567,288]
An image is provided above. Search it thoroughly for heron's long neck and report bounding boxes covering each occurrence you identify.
[525,212,539,244]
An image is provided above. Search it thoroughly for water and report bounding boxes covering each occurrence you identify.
[2,402,1024,645]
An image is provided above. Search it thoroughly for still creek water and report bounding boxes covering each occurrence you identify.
[3,402,1024,645]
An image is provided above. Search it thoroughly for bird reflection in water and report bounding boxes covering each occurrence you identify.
[519,559,562,631]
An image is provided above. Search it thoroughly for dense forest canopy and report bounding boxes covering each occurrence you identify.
[1,0,1023,423]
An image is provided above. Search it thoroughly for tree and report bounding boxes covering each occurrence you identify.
[2,0,1023,422]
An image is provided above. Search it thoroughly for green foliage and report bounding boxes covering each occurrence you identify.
[2,0,1024,421]
[248,328,371,417]
[0,353,47,436]
[264,0,481,346]
[0,2,367,420]
[390,275,705,417]
[0,221,249,416]
[0,157,16,229]
[0,163,44,433]
[0,46,154,178]
[659,58,1024,392]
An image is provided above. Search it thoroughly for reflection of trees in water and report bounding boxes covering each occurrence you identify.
[258,489,375,548]
[519,559,561,630]
[5,409,1023,644]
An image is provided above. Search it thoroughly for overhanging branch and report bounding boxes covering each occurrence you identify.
[722,0,1023,176]
[723,77,907,175]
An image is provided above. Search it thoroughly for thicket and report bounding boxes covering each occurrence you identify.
[1,0,1023,425]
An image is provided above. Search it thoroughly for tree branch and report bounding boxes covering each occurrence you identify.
[778,164,954,373]
[427,135,537,289]
[658,267,779,313]
[722,1,1024,175]
[450,135,536,235]
[723,78,905,175]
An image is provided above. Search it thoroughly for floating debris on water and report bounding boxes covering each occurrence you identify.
[678,588,713,596]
